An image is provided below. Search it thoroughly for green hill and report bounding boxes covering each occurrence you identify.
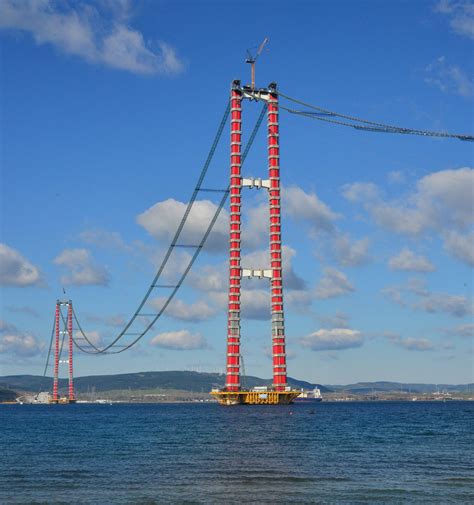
[0,387,17,402]
[0,371,329,394]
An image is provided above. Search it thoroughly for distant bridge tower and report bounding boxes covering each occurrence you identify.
[212,80,299,406]
[52,300,76,404]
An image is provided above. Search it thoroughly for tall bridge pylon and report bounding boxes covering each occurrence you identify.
[213,80,300,406]
[51,300,76,404]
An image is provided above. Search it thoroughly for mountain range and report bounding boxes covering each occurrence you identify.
[0,371,472,397]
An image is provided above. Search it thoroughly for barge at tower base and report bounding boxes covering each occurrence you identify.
[211,387,301,406]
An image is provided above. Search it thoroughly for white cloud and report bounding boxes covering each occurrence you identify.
[283,186,340,233]
[332,233,371,267]
[148,297,218,322]
[443,230,474,266]
[343,168,474,265]
[425,56,474,97]
[79,229,129,251]
[0,320,18,333]
[0,333,44,357]
[188,263,227,292]
[300,328,363,351]
[342,182,379,202]
[315,267,354,299]
[388,335,435,351]
[75,330,103,347]
[442,323,474,338]
[383,279,473,318]
[388,248,435,272]
[0,0,184,75]
[435,1,474,40]
[0,243,42,287]
[54,248,109,286]
[415,293,473,318]
[137,199,228,253]
[149,330,206,350]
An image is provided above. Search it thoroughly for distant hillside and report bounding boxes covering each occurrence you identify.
[0,371,329,394]
[1,372,471,397]
[326,381,474,394]
[0,387,17,402]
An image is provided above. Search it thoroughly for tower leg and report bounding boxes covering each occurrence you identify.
[67,301,75,402]
[53,301,60,402]
[225,81,243,392]
[268,85,288,391]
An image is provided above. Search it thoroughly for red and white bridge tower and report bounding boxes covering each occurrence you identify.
[213,80,298,405]
[52,299,76,404]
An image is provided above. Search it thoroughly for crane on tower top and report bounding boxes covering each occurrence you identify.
[245,37,269,89]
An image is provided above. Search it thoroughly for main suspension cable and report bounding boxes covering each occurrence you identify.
[279,91,474,141]
[73,102,267,354]
[42,315,56,377]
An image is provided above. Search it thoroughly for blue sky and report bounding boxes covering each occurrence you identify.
[1,0,473,384]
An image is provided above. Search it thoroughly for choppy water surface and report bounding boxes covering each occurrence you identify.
[1,401,473,504]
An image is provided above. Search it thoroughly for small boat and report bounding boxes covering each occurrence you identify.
[294,387,323,403]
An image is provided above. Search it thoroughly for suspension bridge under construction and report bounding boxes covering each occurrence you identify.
[42,53,473,405]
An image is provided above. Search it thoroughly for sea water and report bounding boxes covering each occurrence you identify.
[1,401,472,503]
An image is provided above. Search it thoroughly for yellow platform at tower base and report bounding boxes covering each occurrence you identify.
[48,398,76,404]
[211,390,301,406]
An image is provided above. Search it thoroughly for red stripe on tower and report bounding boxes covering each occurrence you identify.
[67,301,75,401]
[268,84,287,391]
[225,81,243,391]
[53,300,60,402]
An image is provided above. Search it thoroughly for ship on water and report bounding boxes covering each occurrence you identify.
[294,387,323,403]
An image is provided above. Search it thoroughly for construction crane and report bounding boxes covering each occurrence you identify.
[245,37,269,89]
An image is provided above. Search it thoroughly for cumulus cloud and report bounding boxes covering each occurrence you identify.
[0,320,18,334]
[382,278,473,318]
[0,332,44,357]
[0,243,42,287]
[388,248,436,272]
[387,334,435,351]
[282,186,340,233]
[188,263,227,292]
[343,168,474,266]
[342,182,379,203]
[79,229,130,251]
[425,56,474,97]
[137,199,228,253]
[300,328,363,351]
[435,0,474,40]
[415,293,473,318]
[332,233,371,267]
[442,323,474,338]
[148,297,218,322]
[315,267,354,299]
[149,330,206,350]
[54,248,109,286]
[443,231,474,266]
[75,330,103,347]
[0,0,184,75]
